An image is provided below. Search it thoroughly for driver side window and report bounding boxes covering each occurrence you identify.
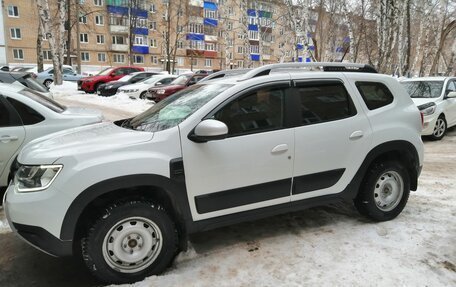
[214,87,285,137]
[446,80,456,93]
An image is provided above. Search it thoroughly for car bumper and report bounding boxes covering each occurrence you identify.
[4,183,73,257]
[97,88,117,97]
[421,114,438,136]
[78,81,94,92]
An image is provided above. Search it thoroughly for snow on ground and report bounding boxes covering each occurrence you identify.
[0,208,10,234]
[0,83,455,286]
[50,81,153,117]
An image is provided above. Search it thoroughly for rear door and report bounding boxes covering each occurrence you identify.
[444,79,456,126]
[0,95,25,181]
[290,79,372,201]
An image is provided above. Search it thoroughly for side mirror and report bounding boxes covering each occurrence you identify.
[446,91,456,99]
[188,119,228,143]
[110,73,116,77]
[155,82,162,86]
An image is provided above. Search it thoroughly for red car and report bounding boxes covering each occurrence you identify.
[147,73,207,102]
[77,66,144,93]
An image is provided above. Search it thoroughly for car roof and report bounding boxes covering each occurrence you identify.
[0,82,25,93]
[401,77,452,82]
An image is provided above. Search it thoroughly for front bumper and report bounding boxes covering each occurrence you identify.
[98,87,118,97]
[4,184,73,257]
[421,115,438,136]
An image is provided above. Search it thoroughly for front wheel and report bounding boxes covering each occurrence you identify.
[354,161,410,221]
[82,201,178,284]
[43,79,53,87]
[430,116,446,140]
[139,91,147,100]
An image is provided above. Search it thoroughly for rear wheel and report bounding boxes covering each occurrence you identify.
[430,115,446,140]
[82,201,178,284]
[43,79,53,87]
[139,91,147,100]
[93,83,101,94]
[354,160,410,221]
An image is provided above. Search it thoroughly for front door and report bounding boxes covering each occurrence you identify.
[180,83,294,221]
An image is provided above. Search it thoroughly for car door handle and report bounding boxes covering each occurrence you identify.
[271,144,289,154]
[349,131,364,140]
[0,135,19,143]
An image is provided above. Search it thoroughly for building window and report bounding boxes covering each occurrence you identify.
[43,50,52,61]
[134,35,147,46]
[8,5,19,17]
[10,28,21,39]
[81,52,90,62]
[237,46,244,54]
[94,0,103,6]
[149,4,156,13]
[191,58,198,67]
[177,25,184,33]
[227,22,233,30]
[177,57,184,66]
[249,30,259,40]
[13,49,24,60]
[177,41,184,49]
[97,53,106,62]
[150,38,157,48]
[113,54,125,63]
[133,55,144,64]
[237,60,244,68]
[205,59,212,67]
[112,35,125,45]
[149,21,157,30]
[204,9,217,19]
[95,15,104,25]
[96,35,105,44]
[205,43,215,51]
[79,15,87,24]
[151,56,158,64]
[109,15,127,26]
[188,23,203,34]
[80,33,89,43]
[250,45,259,54]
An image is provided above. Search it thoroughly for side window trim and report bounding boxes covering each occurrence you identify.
[204,81,292,138]
[355,81,394,110]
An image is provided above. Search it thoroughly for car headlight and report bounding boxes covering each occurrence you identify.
[15,165,63,192]
[106,85,113,89]
[156,89,166,95]
[84,79,93,83]
[418,102,436,116]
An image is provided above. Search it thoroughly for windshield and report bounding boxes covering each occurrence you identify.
[124,83,233,132]
[171,75,191,86]
[402,81,444,98]
[118,74,134,82]
[98,68,114,76]
[19,89,66,113]
[143,76,163,84]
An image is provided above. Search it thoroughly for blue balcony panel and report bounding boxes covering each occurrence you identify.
[204,1,217,10]
[134,27,149,35]
[251,54,260,61]
[107,5,128,15]
[131,8,148,18]
[306,57,312,62]
[309,46,315,51]
[248,24,258,31]
[297,43,304,50]
[247,9,256,16]
[132,46,149,54]
[186,33,205,41]
[204,18,218,26]
[343,36,350,43]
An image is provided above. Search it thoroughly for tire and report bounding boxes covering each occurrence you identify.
[82,201,178,284]
[139,91,147,100]
[93,83,101,94]
[354,160,410,221]
[430,115,447,140]
[43,79,53,88]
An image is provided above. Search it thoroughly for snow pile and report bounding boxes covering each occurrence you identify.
[49,82,153,116]
[0,210,11,234]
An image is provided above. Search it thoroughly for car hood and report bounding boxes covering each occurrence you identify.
[103,82,128,89]
[411,98,438,106]
[18,122,154,165]
[120,83,146,90]
[81,75,106,82]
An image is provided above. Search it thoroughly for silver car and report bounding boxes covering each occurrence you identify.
[0,83,103,189]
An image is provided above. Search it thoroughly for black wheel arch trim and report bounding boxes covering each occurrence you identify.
[60,173,192,242]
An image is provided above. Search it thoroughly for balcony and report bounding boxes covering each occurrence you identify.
[132,45,149,54]
[111,44,129,52]
[204,35,217,42]
[110,25,129,34]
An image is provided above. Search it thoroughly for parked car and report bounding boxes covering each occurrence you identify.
[0,83,103,194]
[35,66,84,87]
[118,74,178,99]
[0,71,52,98]
[401,77,456,140]
[97,72,159,97]
[147,73,207,101]
[4,62,424,284]
[78,66,145,93]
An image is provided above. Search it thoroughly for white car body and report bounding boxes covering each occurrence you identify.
[0,84,103,188]
[118,74,178,99]
[401,77,456,138]
[4,63,424,283]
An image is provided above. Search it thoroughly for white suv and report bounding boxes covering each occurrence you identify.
[4,63,424,284]
[401,77,456,140]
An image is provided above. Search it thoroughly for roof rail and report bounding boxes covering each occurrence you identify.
[238,62,377,81]
[199,68,252,83]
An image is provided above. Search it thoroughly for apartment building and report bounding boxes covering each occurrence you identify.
[0,0,304,71]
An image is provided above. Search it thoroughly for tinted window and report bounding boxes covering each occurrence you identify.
[214,87,285,136]
[401,81,443,99]
[0,98,12,127]
[18,89,65,113]
[446,80,456,93]
[296,82,356,125]
[356,82,394,110]
[7,97,44,125]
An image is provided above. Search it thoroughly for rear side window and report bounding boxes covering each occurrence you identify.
[7,97,44,125]
[295,82,356,125]
[356,82,394,110]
